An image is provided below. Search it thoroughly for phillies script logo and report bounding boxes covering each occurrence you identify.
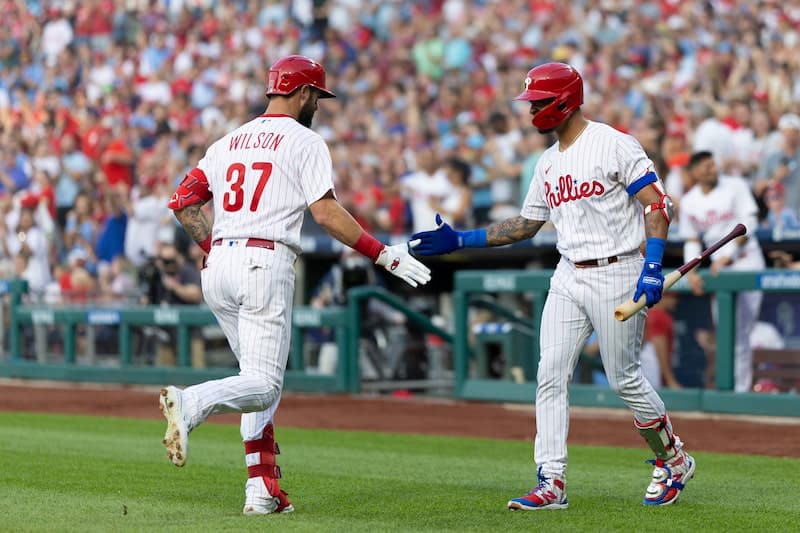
[545,175,605,208]
[390,257,401,271]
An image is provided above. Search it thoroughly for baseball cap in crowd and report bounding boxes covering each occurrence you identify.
[19,193,39,209]
[778,113,800,130]
[68,248,89,266]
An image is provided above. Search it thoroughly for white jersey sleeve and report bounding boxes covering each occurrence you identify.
[520,153,551,221]
[299,136,335,206]
[615,132,657,191]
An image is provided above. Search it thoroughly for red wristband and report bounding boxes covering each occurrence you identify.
[352,232,385,262]
[198,235,211,254]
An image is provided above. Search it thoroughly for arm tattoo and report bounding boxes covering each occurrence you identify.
[486,216,545,247]
[643,211,669,240]
[175,204,211,242]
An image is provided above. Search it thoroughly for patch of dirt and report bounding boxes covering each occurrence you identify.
[0,382,797,457]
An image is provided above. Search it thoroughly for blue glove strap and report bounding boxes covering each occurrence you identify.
[460,229,487,248]
[644,237,665,265]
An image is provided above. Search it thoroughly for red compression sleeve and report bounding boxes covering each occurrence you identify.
[198,235,211,254]
[352,232,385,262]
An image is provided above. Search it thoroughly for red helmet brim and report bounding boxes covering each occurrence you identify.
[513,89,558,102]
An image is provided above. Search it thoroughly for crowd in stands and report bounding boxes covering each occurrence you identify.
[0,0,799,304]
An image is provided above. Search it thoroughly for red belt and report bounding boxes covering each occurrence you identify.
[574,255,618,268]
[212,238,275,250]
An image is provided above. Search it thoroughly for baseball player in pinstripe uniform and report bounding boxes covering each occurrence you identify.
[679,150,765,392]
[159,55,431,515]
[411,62,695,509]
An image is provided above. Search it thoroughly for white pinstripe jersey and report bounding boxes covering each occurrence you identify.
[678,176,765,268]
[192,113,334,253]
[521,121,659,263]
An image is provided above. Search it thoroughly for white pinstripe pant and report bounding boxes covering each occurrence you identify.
[181,239,296,442]
[534,254,666,478]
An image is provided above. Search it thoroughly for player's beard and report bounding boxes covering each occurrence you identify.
[537,127,555,135]
[298,100,316,128]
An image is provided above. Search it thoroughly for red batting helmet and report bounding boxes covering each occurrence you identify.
[514,62,583,130]
[266,55,336,98]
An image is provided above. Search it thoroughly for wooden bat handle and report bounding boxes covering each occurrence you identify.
[613,223,747,322]
[613,270,682,321]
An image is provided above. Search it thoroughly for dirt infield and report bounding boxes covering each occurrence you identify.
[0,381,798,457]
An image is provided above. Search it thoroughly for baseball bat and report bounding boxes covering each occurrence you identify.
[613,223,747,322]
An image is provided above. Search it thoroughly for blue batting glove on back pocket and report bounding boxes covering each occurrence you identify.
[634,262,664,308]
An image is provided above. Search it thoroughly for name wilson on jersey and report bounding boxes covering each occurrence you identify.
[544,175,605,208]
[228,132,285,152]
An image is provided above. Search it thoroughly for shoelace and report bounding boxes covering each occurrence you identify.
[526,466,551,496]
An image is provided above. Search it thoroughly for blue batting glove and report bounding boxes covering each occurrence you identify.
[634,262,664,308]
[409,214,464,256]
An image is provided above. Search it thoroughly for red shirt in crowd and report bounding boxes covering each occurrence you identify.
[644,307,674,364]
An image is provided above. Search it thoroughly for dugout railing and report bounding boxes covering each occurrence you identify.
[2,272,800,417]
[452,269,800,417]
[0,278,350,392]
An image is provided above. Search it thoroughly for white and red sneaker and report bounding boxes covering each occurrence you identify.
[243,476,294,515]
[643,446,696,506]
[508,467,568,510]
[242,424,294,515]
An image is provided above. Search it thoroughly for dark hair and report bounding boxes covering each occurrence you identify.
[445,157,471,184]
[687,151,713,169]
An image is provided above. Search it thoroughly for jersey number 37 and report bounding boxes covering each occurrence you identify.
[223,161,273,212]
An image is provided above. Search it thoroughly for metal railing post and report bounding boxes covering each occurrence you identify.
[177,325,191,367]
[345,295,361,393]
[714,290,736,391]
[453,289,468,397]
[119,323,132,366]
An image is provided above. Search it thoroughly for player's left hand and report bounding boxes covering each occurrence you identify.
[634,261,663,308]
[376,241,432,288]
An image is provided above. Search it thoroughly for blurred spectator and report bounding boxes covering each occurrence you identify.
[5,207,50,296]
[484,111,522,222]
[124,177,171,268]
[401,145,449,233]
[429,157,472,229]
[688,101,736,174]
[755,113,800,220]
[768,251,800,270]
[640,292,682,390]
[98,122,135,191]
[94,187,128,267]
[57,248,98,303]
[64,192,99,268]
[762,181,800,230]
[0,146,30,194]
[0,199,13,278]
[98,255,138,302]
[519,131,550,199]
[140,243,204,368]
[56,135,92,227]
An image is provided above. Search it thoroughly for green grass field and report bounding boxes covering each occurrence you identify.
[0,412,798,533]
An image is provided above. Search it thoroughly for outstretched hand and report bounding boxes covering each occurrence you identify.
[376,241,432,288]
[409,214,464,256]
[633,261,664,308]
